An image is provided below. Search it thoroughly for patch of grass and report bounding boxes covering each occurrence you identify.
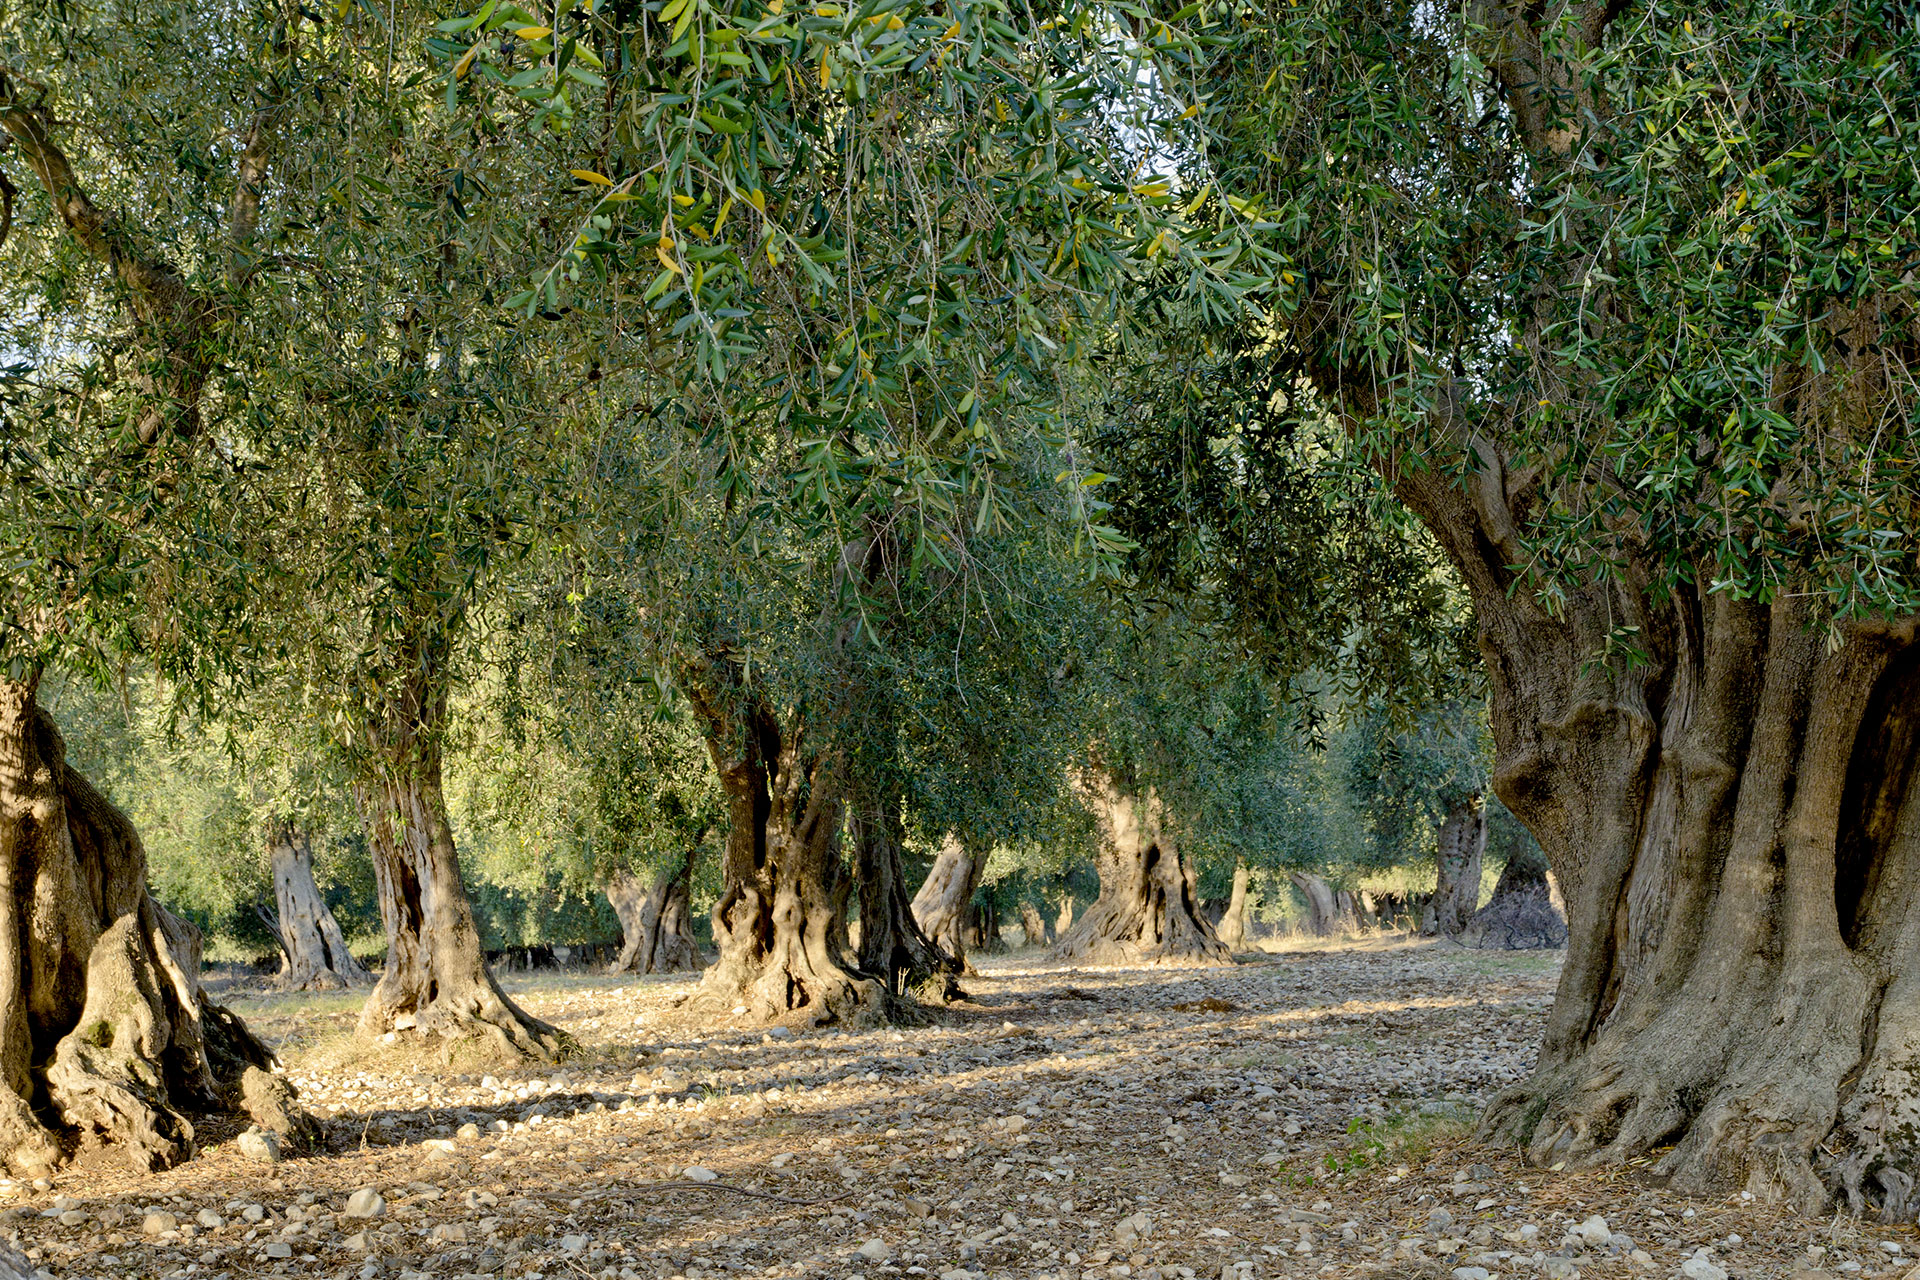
[1323,1106,1477,1176]
[1445,950,1564,977]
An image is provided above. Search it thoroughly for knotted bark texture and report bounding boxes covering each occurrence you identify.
[911,834,983,976]
[268,822,370,991]
[606,852,703,975]
[352,676,568,1061]
[1422,798,1486,937]
[683,669,895,1026]
[1053,775,1229,966]
[0,680,308,1175]
[852,791,960,1003]
[1389,431,1920,1220]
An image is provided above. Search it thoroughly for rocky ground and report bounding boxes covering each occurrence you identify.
[7,938,1916,1280]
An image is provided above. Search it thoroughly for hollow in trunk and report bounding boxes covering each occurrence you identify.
[683,676,894,1025]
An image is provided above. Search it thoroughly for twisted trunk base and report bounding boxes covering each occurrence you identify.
[1018,900,1053,947]
[911,834,982,976]
[269,823,370,991]
[607,852,702,975]
[853,797,960,1002]
[0,680,309,1175]
[685,681,896,1026]
[1469,598,1920,1219]
[1053,775,1229,966]
[355,754,569,1061]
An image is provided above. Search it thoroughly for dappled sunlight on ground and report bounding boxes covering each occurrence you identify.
[10,941,1914,1280]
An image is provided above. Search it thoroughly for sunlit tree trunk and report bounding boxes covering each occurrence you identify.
[268,821,369,990]
[1393,440,1920,1218]
[1215,858,1251,950]
[0,678,307,1175]
[607,849,702,974]
[1018,899,1053,947]
[912,833,982,975]
[351,666,567,1060]
[1053,771,1228,966]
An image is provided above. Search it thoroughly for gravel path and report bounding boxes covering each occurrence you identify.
[7,940,1915,1280]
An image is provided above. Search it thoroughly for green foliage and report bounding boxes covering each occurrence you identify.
[1197,0,1920,620]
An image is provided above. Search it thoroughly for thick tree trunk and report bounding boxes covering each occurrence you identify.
[353,707,567,1060]
[1287,870,1342,936]
[1018,900,1052,947]
[911,833,983,976]
[606,851,702,975]
[684,674,894,1025]
[1053,775,1229,966]
[1422,798,1486,937]
[0,679,308,1175]
[1394,447,1920,1218]
[1216,859,1251,950]
[1055,891,1074,937]
[268,822,370,990]
[851,789,961,1002]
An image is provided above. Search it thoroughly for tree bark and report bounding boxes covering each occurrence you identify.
[1422,797,1486,937]
[1392,439,1920,1217]
[1053,774,1229,966]
[1287,870,1343,937]
[606,850,703,975]
[682,670,895,1026]
[267,821,370,991]
[1216,859,1251,950]
[851,788,961,1002]
[1055,890,1074,937]
[1018,900,1052,947]
[0,678,308,1175]
[912,834,983,976]
[351,680,568,1060]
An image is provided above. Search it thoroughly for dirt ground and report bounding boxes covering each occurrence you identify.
[7,938,1917,1280]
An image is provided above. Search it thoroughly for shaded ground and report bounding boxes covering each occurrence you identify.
[6,939,1916,1280]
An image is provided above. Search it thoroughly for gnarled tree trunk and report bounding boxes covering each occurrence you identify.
[683,672,894,1026]
[1421,797,1486,937]
[352,684,567,1060]
[911,833,983,976]
[268,821,370,990]
[606,850,703,975]
[851,787,960,1002]
[0,679,307,1175]
[1055,890,1074,937]
[1398,445,1920,1218]
[1053,774,1229,966]
[1216,859,1251,950]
